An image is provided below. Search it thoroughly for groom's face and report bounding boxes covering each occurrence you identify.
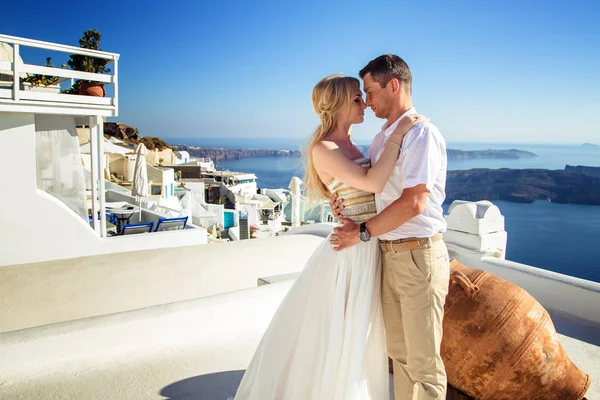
[362,73,393,119]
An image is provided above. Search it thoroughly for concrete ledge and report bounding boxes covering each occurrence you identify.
[282,222,336,238]
[481,256,600,324]
[0,281,294,385]
[0,234,324,333]
[445,200,505,234]
[444,229,507,255]
[446,243,600,325]
[257,272,301,286]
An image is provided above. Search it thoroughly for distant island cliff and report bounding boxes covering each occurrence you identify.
[173,144,537,161]
[564,165,600,178]
[446,148,536,160]
[174,146,300,160]
[446,167,600,205]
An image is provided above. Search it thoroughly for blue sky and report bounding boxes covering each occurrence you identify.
[2,0,599,144]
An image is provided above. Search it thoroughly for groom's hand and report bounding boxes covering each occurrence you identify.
[330,218,360,251]
[329,192,345,219]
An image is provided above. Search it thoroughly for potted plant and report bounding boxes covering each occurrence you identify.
[22,57,65,93]
[63,29,111,97]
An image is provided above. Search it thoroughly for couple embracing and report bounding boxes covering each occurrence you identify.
[235,54,450,400]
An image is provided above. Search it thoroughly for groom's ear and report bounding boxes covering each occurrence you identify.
[388,78,401,95]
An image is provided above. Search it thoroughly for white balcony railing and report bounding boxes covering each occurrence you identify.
[0,34,119,117]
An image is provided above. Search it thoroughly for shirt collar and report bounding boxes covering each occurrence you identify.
[382,107,417,137]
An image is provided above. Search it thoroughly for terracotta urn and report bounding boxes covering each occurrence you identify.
[442,260,590,399]
[79,82,105,97]
[388,260,591,400]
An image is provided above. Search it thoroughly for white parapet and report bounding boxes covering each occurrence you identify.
[444,200,507,258]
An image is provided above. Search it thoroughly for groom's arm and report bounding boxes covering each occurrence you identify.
[331,124,442,249]
[330,186,428,250]
[364,185,429,236]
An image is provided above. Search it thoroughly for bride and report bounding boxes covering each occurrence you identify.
[234,74,424,400]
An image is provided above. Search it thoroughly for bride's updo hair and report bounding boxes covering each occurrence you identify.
[303,74,360,206]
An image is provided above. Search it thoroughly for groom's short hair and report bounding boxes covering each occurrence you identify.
[359,54,412,93]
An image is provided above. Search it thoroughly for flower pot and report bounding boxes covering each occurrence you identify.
[22,82,60,93]
[79,82,105,97]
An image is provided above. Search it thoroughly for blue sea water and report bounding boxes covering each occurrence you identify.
[166,137,600,283]
[443,201,600,283]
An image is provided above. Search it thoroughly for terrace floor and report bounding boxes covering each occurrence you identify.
[0,280,597,400]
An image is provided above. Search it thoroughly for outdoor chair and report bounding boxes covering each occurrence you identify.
[120,221,154,235]
[106,213,117,225]
[154,216,188,232]
[88,212,118,225]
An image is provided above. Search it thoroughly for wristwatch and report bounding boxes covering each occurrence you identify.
[359,222,371,242]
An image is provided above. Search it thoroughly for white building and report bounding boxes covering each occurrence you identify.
[176,150,190,164]
[196,157,216,172]
[0,34,206,267]
[177,157,217,172]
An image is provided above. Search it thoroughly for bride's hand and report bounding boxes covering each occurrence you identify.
[390,114,428,144]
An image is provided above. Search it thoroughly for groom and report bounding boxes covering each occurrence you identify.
[330,54,450,400]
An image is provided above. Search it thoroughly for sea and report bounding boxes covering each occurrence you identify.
[167,137,600,283]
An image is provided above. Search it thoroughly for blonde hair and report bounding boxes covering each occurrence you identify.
[302,74,360,206]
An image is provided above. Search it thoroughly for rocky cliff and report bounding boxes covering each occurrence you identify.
[104,122,140,141]
[173,146,300,160]
[103,124,171,150]
[446,168,600,205]
[565,165,600,178]
[446,148,536,159]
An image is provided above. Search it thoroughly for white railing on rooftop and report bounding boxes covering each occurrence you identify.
[0,34,119,117]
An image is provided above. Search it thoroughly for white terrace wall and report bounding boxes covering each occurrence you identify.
[0,112,206,267]
[444,200,600,325]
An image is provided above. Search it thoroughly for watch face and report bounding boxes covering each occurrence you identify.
[360,230,370,242]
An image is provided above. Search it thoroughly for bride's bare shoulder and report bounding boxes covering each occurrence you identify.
[314,139,339,150]
[312,140,339,158]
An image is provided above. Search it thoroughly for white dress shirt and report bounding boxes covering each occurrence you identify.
[369,107,447,240]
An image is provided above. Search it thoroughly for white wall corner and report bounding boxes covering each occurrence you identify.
[444,200,507,258]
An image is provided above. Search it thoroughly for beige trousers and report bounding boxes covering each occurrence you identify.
[381,238,450,400]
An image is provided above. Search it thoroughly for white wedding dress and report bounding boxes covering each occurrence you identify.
[234,157,389,400]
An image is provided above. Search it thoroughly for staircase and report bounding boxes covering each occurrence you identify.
[239,212,249,240]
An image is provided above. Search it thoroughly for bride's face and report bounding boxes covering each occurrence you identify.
[346,89,366,125]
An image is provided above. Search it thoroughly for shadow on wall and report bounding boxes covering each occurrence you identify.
[160,370,244,400]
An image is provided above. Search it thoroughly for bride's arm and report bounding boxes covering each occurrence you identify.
[313,115,426,193]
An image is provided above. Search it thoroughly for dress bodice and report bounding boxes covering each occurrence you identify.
[325,157,377,223]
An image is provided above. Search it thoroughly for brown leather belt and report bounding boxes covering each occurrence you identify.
[379,232,443,253]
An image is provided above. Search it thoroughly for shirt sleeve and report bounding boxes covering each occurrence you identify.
[400,123,443,191]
